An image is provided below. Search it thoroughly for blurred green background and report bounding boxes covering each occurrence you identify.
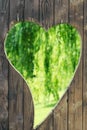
[5,22,81,128]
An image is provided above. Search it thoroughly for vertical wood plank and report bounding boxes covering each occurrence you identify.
[0,43,8,130]
[0,0,9,37]
[55,0,68,24]
[9,0,34,130]
[74,64,82,130]
[34,0,40,20]
[0,0,84,130]
[9,1,25,129]
[69,0,83,33]
[0,0,9,129]
[9,0,25,23]
[25,0,54,28]
[8,65,24,130]
[54,93,68,130]
[68,64,82,130]
[39,0,54,29]
[68,1,83,130]
[68,81,75,130]
[24,0,34,19]
[24,81,34,130]
[83,0,87,130]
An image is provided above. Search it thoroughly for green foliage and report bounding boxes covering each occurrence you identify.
[5,22,81,104]
[6,22,42,78]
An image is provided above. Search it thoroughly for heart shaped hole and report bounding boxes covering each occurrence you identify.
[4,21,81,128]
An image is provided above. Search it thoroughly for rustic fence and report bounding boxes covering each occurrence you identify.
[0,0,86,130]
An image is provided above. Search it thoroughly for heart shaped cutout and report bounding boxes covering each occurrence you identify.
[5,21,81,127]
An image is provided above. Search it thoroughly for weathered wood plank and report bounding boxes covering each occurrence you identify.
[0,0,9,129]
[9,1,25,130]
[24,0,53,24]
[24,81,34,130]
[68,81,75,130]
[8,65,24,130]
[0,0,85,130]
[24,0,34,20]
[8,55,34,130]
[9,0,25,24]
[24,0,39,21]
[34,0,40,20]
[69,0,83,35]
[0,0,9,37]
[0,51,8,130]
[25,0,54,27]
[74,64,82,130]
[39,0,54,29]
[55,0,68,24]
[68,64,82,130]
[9,1,34,130]
[68,1,83,130]
[54,93,68,130]
[83,0,87,130]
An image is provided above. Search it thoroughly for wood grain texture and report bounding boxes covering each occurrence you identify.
[38,0,54,29]
[83,0,87,130]
[9,0,25,23]
[9,0,24,129]
[0,0,9,37]
[9,0,34,130]
[0,0,86,130]
[55,0,68,24]
[24,81,34,130]
[54,93,68,130]
[0,0,9,129]
[24,0,34,19]
[68,1,83,130]
[8,65,34,130]
[8,65,24,130]
[0,45,8,130]
[68,63,82,130]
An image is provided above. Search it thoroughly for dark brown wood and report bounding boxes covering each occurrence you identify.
[8,65,24,130]
[68,1,83,130]
[8,1,25,129]
[9,0,25,23]
[24,0,36,20]
[0,0,86,130]
[83,0,87,130]
[0,0,9,129]
[68,63,82,130]
[55,0,68,24]
[54,93,68,130]
[9,0,34,130]
[39,0,54,29]
[24,81,34,130]
[68,81,75,130]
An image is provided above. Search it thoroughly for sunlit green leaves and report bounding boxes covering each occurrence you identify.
[5,22,81,103]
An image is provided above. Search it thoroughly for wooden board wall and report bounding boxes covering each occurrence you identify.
[0,0,86,130]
